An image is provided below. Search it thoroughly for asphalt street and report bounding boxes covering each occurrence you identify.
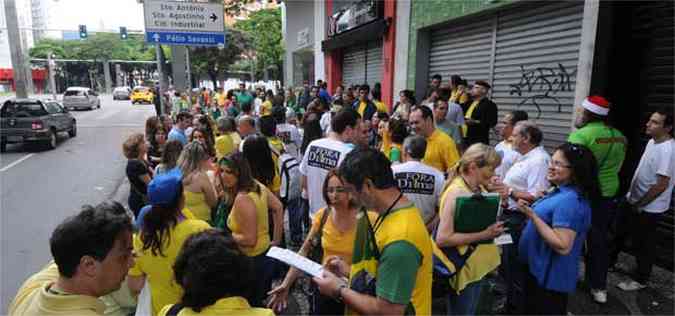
[0,95,154,312]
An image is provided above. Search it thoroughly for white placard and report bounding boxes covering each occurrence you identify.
[267,246,324,278]
[144,0,224,33]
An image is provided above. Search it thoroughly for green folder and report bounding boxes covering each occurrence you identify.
[454,193,502,243]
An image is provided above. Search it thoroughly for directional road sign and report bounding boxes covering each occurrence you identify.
[143,0,225,47]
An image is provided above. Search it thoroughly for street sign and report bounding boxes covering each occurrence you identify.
[143,0,225,46]
[145,31,225,46]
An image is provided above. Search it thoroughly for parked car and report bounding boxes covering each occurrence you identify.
[0,99,77,151]
[113,86,132,100]
[62,87,101,110]
[131,86,154,104]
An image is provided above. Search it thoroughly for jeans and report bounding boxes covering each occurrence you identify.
[499,209,527,314]
[524,271,568,315]
[286,197,306,245]
[447,279,485,316]
[585,197,617,290]
[247,252,276,307]
[634,212,661,283]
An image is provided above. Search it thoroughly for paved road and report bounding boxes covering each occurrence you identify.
[0,95,154,311]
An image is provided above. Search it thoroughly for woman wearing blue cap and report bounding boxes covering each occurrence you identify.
[127,171,211,315]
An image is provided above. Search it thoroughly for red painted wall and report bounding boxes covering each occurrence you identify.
[382,0,397,110]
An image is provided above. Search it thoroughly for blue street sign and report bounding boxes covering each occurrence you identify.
[145,31,225,47]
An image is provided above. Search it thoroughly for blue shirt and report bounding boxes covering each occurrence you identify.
[518,184,591,293]
[319,88,332,105]
[167,126,187,145]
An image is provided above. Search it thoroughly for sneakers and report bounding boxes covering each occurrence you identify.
[617,280,647,291]
[591,289,607,304]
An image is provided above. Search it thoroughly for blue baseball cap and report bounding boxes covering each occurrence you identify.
[148,168,183,205]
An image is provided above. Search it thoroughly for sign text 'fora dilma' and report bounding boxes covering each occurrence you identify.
[143,0,225,47]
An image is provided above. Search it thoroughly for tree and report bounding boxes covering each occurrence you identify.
[234,7,284,81]
[189,28,250,88]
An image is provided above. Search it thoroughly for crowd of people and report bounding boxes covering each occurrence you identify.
[8,75,674,316]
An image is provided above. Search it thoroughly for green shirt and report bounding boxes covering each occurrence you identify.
[568,121,626,197]
[236,92,253,107]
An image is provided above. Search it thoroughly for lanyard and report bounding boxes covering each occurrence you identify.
[373,192,404,233]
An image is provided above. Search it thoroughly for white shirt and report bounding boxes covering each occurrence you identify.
[299,137,354,216]
[503,146,551,210]
[495,141,522,179]
[320,111,333,134]
[626,138,675,213]
[254,98,263,116]
[392,161,445,224]
[277,123,302,158]
[445,101,465,126]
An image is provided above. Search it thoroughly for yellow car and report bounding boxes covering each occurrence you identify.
[131,86,154,104]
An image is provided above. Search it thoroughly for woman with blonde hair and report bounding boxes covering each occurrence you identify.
[178,141,218,222]
[435,143,505,315]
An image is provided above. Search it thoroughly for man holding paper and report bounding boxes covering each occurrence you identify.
[313,148,433,316]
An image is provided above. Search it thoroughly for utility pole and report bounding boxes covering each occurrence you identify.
[103,60,112,94]
[47,51,57,99]
[5,0,32,98]
[155,44,166,114]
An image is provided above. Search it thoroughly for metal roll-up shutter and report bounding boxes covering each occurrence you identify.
[365,41,383,88]
[491,1,584,149]
[428,19,493,84]
[342,45,367,87]
[632,1,674,270]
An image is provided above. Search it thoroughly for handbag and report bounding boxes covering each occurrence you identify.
[133,280,152,316]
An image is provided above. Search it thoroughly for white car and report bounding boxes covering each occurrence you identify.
[62,87,101,110]
[113,86,132,100]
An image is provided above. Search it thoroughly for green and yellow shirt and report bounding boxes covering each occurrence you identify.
[348,204,433,315]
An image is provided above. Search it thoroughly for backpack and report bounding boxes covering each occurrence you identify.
[279,153,301,203]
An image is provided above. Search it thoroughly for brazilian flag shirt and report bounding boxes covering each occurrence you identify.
[348,204,433,315]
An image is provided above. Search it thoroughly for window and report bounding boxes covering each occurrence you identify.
[46,102,62,114]
[0,101,48,117]
[64,90,85,97]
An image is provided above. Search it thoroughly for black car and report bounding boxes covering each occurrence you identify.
[0,99,77,151]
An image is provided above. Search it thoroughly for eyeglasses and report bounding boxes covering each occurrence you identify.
[550,160,572,169]
[326,187,349,193]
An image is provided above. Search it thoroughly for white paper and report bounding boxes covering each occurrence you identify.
[494,233,513,245]
[267,246,324,278]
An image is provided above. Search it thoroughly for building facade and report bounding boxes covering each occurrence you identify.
[407,0,674,268]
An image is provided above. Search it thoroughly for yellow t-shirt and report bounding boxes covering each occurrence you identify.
[9,262,137,316]
[374,100,387,113]
[9,263,107,316]
[184,190,212,222]
[229,132,242,149]
[128,219,211,315]
[439,177,500,293]
[215,134,234,160]
[449,89,469,105]
[158,296,274,316]
[310,208,378,265]
[261,100,273,117]
[227,183,271,257]
[357,101,367,117]
[423,129,460,174]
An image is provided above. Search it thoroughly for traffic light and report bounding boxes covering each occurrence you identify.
[120,26,128,40]
[79,25,87,39]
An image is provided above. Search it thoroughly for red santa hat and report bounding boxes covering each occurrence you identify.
[582,96,610,116]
